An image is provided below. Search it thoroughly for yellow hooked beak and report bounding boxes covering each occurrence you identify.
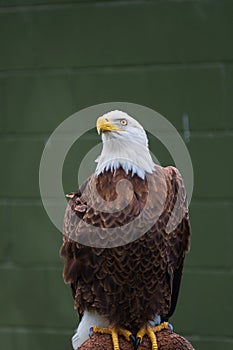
[96,116,123,135]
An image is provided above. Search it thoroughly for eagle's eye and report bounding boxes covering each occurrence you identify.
[120,119,128,126]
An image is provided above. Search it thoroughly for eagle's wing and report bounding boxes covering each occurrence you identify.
[61,178,91,318]
[162,166,191,320]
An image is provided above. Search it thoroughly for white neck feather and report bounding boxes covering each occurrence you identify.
[95,137,155,179]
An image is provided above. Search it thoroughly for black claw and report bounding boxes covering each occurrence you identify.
[89,327,93,338]
[134,337,141,350]
[130,334,136,343]
[168,323,173,332]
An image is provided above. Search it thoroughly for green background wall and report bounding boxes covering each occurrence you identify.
[0,1,232,349]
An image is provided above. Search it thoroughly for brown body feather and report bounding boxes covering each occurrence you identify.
[60,165,191,333]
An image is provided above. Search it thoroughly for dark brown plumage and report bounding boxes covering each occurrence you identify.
[60,165,191,334]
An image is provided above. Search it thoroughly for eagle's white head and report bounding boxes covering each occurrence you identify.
[95,110,155,179]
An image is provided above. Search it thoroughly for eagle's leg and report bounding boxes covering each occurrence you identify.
[135,322,170,350]
[91,325,133,350]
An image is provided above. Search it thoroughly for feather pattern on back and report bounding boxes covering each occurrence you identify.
[60,165,191,333]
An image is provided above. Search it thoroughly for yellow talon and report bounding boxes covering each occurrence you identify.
[92,322,170,350]
[136,324,147,343]
[136,322,169,350]
[111,328,120,350]
[92,325,132,350]
[119,328,134,342]
[146,326,158,350]
[150,321,170,333]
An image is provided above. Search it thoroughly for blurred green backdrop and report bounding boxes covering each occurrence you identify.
[0,1,233,349]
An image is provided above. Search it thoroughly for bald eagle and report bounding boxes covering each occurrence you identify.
[60,111,191,350]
